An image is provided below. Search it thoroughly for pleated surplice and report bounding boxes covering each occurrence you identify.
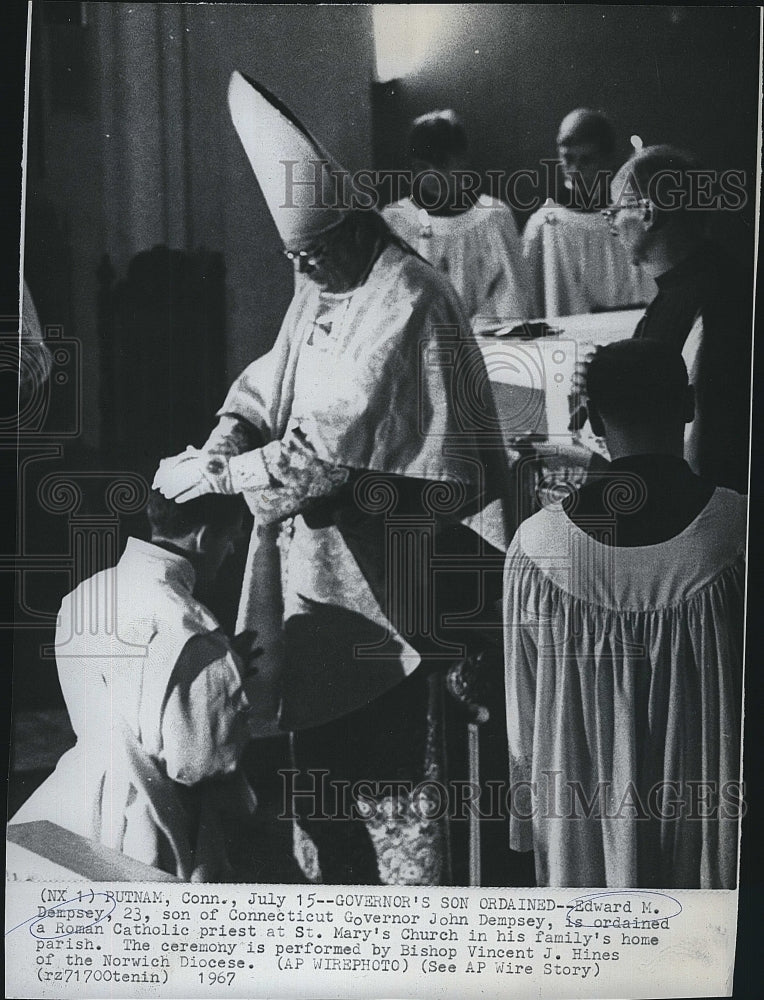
[504,488,746,888]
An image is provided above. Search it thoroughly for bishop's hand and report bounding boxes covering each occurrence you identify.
[153,447,235,502]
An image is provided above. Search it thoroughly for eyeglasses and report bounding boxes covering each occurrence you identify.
[600,198,650,221]
[282,243,327,267]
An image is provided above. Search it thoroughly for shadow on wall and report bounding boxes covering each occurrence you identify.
[97,244,227,478]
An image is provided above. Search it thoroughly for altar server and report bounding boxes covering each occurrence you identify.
[523,108,654,317]
[383,109,532,327]
[504,340,745,888]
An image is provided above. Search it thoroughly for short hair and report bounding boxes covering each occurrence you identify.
[557,108,616,158]
[409,110,468,168]
[585,339,689,425]
[614,144,707,234]
[145,488,245,540]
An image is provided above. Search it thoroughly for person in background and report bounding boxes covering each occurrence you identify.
[383,109,533,329]
[3,282,52,562]
[503,339,745,888]
[10,490,263,881]
[154,73,515,886]
[605,143,753,493]
[523,108,654,317]
[18,279,52,408]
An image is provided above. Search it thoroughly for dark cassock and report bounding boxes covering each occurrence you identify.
[632,242,753,493]
[155,72,519,885]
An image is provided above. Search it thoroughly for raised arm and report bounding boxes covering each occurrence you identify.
[153,419,349,524]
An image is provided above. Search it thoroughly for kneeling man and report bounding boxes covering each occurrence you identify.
[11,490,268,881]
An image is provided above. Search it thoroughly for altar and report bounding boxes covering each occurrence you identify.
[476,309,645,516]
[476,309,645,444]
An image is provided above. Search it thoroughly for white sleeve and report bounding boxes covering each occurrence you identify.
[213,286,312,440]
[682,312,704,473]
[202,414,262,457]
[228,425,349,524]
[682,312,704,384]
[160,636,251,786]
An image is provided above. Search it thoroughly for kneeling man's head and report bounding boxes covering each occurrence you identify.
[146,489,246,581]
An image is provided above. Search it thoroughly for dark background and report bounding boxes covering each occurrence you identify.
[2,5,762,989]
[372,6,758,234]
[22,4,760,452]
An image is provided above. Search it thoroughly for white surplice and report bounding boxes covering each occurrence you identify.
[523,200,655,318]
[503,488,745,888]
[206,242,513,732]
[383,194,533,324]
[11,539,255,880]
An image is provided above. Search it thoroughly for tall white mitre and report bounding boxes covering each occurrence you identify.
[228,69,366,246]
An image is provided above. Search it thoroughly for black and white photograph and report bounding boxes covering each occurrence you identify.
[3,3,760,997]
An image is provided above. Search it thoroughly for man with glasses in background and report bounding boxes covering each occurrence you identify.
[605,144,753,493]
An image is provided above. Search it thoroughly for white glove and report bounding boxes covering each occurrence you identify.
[152,447,234,503]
